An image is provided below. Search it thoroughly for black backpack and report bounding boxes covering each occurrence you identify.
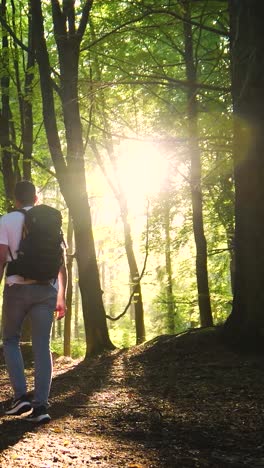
[7,204,64,281]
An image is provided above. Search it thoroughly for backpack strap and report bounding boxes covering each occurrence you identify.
[6,208,27,273]
[8,246,14,261]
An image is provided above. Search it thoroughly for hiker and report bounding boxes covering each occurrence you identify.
[0,180,67,423]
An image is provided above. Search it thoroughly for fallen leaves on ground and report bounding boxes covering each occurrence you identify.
[1,328,264,467]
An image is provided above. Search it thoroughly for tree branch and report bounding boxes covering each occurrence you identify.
[83,76,230,94]
[77,0,93,40]
[0,12,30,53]
[149,8,229,37]
[82,7,228,52]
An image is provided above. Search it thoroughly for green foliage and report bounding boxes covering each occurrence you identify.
[0,0,235,350]
[51,339,86,359]
[109,316,137,348]
[150,290,187,336]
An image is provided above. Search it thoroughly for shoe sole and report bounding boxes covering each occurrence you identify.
[24,414,51,423]
[5,403,32,416]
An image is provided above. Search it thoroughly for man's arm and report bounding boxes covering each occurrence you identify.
[55,262,67,320]
[0,244,8,283]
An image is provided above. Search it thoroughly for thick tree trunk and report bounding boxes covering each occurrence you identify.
[72,197,113,355]
[183,0,213,327]
[31,0,114,355]
[225,1,264,346]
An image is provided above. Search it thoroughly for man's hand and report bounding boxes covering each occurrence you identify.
[55,263,67,320]
[55,302,66,320]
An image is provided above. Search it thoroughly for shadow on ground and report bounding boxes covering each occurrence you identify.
[1,329,264,467]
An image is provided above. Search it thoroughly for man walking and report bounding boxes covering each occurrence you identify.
[0,180,67,423]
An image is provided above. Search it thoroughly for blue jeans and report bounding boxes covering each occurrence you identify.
[2,283,57,407]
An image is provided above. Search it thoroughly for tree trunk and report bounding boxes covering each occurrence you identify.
[11,1,34,181]
[108,263,116,328]
[164,198,175,333]
[91,140,146,345]
[74,265,80,340]
[22,6,34,181]
[225,1,264,346]
[31,0,114,355]
[120,201,146,344]
[0,0,16,210]
[88,20,146,344]
[64,213,73,356]
[183,0,213,327]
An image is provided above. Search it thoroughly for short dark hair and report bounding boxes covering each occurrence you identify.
[14,180,36,205]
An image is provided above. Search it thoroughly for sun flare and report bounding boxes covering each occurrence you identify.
[117,140,168,210]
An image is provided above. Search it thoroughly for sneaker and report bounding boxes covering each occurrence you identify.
[24,406,51,423]
[5,395,32,416]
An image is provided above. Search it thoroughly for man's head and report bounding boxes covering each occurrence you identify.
[14,180,37,207]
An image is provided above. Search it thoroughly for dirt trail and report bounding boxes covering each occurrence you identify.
[1,329,264,467]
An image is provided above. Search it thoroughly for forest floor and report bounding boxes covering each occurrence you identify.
[1,327,264,467]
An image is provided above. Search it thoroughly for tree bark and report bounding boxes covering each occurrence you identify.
[182,0,213,327]
[74,264,80,340]
[225,1,264,346]
[164,196,175,333]
[31,0,114,355]
[0,0,16,210]
[22,5,34,181]
[64,212,73,356]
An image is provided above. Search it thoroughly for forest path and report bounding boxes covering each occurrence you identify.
[1,329,264,467]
